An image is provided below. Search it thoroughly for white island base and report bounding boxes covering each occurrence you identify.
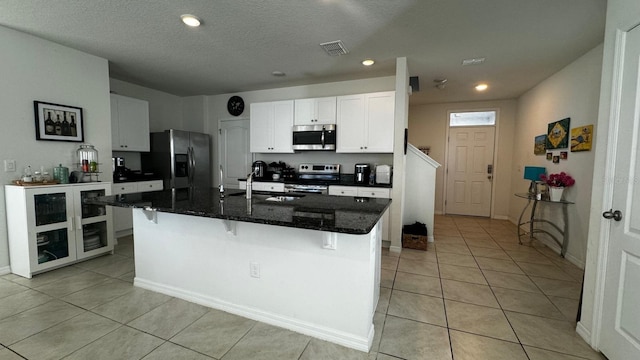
[131,209,381,352]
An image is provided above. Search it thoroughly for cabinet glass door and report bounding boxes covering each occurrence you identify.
[34,193,68,226]
[82,222,108,252]
[80,189,106,219]
[36,228,70,264]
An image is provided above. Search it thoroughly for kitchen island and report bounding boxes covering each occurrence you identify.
[89,188,391,352]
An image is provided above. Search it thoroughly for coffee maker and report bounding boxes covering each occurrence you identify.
[354,164,371,184]
[113,157,129,182]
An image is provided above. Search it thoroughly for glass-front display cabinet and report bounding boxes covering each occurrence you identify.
[5,183,114,278]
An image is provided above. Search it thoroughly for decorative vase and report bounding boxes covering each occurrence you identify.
[549,186,564,202]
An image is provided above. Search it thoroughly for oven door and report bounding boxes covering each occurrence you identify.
[292,125,336,150]
[284,184,328,195]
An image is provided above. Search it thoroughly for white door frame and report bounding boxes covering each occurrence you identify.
[586,24,640,353]
[218,117,250,189]
[442,108,500,218]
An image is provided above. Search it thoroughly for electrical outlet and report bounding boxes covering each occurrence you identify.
[250,262,260,278]
[4,160,16,172]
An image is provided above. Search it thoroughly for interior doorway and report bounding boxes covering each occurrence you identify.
[444,111,496,217]
[218,118,250,189]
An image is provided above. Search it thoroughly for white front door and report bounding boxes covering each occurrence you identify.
[219,119,250,189]
[445,126,495,217]
[599,24,640,360]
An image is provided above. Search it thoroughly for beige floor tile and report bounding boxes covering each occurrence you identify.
[437,252,478,268]
[516,262,574,281]
[171,309,256,358]
[0,347,25,360]
[34,270,110,298]
[445,300,518,342]
[505,311,603,360]
[379,315,452,360]
[548,296,580,322]
[381,255,399,271]
[397,258,440,277]
[464,238,501,249]
[220,322,310,360]
[483,270,541,293]
[469,246,511,260]
[529,277,583,299]
[371,311,385,353]
[380,268,395,289]
[73,253,130,270]
[91,287,173,323]
[141,341,214,360]
[0,279,28,300]
[0,299,84,345]
[61,278,134,310]
[524,345,605,360]
[499,242,542,252]
[475,257,524,274]
[119,271,135,283]
[376,287,391,314]
[434,236,466,244]
[435,243,472,255]
[91,257,136,278]
[399,248,437,262]
[8,266,85,288]
[9,312,119,360]
[433,229,462,237]
[387,290,446,326]
[0,289,52,321]
[507,251,554,264]
[492,287,564,319]
[441,279,499,308]
[64,325,164,360]
[128,298,209,340]
[393,271,442,298]
[300,338,374,360]
[439,264,487,285]
[450,330,527,360]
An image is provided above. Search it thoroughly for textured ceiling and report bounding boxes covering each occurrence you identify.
[0,0,606,105]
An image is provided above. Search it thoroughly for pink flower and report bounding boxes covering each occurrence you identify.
[540,172,575,187]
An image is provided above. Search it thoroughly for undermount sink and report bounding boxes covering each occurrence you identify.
[226,192,304,202]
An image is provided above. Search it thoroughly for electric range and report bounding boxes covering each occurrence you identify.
[284,163,340,194]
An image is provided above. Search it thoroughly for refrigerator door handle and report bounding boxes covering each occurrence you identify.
[188,147,194,186]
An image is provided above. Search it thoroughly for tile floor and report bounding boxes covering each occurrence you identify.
[0,215,605,359]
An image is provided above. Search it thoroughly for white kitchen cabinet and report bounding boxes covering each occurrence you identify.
[250,100,294,153]
[329,185,391,241]
[110,94,150,152]
[111,180,163,237]
[5,183,114,278]
[238,180,285,193]
[336,91,395,153]
[294,97,337,125]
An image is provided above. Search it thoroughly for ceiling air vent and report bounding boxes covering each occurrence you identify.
[320,40,349,56]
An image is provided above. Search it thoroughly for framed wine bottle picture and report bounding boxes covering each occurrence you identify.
[34,101,84,142]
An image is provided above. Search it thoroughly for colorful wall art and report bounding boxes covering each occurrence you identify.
[546,117,570,149]
[571,124,594,152]
[534,134,547,155]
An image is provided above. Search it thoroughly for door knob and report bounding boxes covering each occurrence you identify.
[603,209,623,221]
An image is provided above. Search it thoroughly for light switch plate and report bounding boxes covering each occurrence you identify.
[4,160,16,172]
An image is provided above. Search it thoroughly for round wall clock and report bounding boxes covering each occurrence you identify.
[227,96,245,116]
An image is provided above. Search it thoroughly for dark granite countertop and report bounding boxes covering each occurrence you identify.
[89,188,391,235]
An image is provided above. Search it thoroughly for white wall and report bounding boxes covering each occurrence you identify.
[510,44,603,267]
[0,26,111,271]
[408,100,517,219]
[580,0,640,347]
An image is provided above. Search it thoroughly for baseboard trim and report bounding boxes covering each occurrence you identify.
[0,266,10,276]
[576,321,595,349]
[492,215,509,220]
[134,277,373,352]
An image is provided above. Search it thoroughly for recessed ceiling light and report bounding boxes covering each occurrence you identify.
[181,14,202,27]
[272,71,286,77]
[362,59,375,66]
[462,57,486,66]
[475,83,489,91]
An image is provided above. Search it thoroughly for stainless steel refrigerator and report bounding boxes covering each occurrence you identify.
[143,130,211,189]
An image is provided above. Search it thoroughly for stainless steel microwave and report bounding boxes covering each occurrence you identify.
[292,124,336,150]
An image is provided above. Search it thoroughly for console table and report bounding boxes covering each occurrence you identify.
[515,193,573,257]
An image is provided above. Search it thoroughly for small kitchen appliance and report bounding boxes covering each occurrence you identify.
[252,160,267,179]
[375,165,392,185]
[292,124,337,150]
[354,164,371,184]
[113,157,130,182]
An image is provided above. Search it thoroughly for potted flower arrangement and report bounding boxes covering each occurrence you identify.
[540,172,575,201]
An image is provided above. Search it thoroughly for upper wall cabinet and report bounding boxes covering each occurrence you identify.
[110,94,150,152]
[337,91,395,153]
[250,100,294,153]
[294,97,337,125]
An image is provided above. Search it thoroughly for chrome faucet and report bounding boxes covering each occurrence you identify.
[246,170,255,199]
[219,165,225,197]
